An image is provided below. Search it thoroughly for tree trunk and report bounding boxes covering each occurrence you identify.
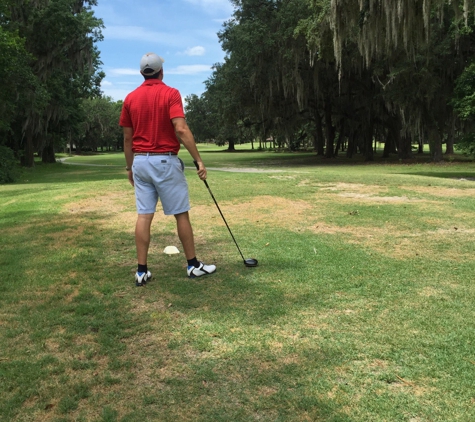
[346,130,357,158]
[22,131,35,167]
[383,131,396,157]
[42,143,56,163]
[445,138,454,154]
[383,116,400,158]
[398,134,413,159]
[364,119,374,161]
[324,97,335,158]
[418,139,424,154]
[334,124,344,157]
[68,129,73,155]
[314,110,325,155]
[227,139,236,151]
[445,120,455,154]
[428,127,443,162]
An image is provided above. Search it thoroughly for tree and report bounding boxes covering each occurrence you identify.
[452,61,475,155]
[328,0,475,161]
[216,0,322,150]
[79,97,122,152]
[195,0,475,163]
[184,94,215,143]
[0,0,36,135]
[4,0,104,166]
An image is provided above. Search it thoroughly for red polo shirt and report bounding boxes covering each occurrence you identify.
[119,79,185,154]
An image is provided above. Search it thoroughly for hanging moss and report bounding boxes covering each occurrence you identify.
[330,0,473,68]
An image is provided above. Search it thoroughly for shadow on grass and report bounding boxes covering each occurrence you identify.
[404,171,475,180]
[14,161,126,185]
[0,208,356,421]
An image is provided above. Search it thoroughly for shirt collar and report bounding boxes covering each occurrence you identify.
[142,79,163,86]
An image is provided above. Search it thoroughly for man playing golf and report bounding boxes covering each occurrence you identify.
[119,52,216,286]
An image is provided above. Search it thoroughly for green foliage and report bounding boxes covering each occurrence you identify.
[452,62,475,156]
[0,0,104,166]
[197,0,475,161]
[194,0,322,150]
[454,132,475,156]
[453,62,475,119]
[78,97,123,152]
[0,26,34,133]
[184,94,215,142]
[0,145,19,183]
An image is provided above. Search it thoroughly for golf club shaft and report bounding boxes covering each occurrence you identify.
[194,161,246,262]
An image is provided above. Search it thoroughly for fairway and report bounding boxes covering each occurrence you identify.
[1,149,475,421]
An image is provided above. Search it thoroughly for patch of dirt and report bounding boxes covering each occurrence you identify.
[129,296,170,314]
[64,193,127,214]
[269,175,298,180]
[303,182,429,203]
[337,193,417,202]
[317,182,387,195]
[64,287,80,303]
[405,186,475,197]
[190,195,314,231]
[418,286,447,298]
[55,183,474,263]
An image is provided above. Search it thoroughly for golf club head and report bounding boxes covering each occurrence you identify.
[244,258,258,267]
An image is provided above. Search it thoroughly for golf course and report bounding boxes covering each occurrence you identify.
[1,146,474,421]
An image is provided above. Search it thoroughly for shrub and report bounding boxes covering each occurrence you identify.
[455,133,475,158]
[0,145,19,183]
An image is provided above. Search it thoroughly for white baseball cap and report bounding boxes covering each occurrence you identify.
[140,52,165,75]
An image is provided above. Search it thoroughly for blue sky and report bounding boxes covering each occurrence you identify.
[92,0,234,102]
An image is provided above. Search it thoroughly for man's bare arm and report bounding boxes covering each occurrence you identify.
[123,126,134,186]
[172,117,207,180]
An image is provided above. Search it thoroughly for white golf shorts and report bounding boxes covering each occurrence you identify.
[132,154,190,215]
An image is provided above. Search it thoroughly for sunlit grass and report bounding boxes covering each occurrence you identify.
[1,151,475,421]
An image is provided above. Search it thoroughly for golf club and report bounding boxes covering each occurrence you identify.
[193,161,258,267]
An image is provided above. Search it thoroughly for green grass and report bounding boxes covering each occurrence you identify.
[1,147,475,421]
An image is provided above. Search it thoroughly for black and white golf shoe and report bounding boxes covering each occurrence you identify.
[187,262,216,278]
[135,271,152,287]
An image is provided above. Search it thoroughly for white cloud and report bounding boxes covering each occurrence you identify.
[106,64,212,78]
[103,25,162,40]
[167,65,212,75]
[101,80,113,86]
[165,64,211,75]
[184,0,233,13]
[107,68,138,76]
[184,46,206,56]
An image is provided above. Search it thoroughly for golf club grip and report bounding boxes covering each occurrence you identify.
[193,160,210,187]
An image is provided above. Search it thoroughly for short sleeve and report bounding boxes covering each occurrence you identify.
[119,100,132,127]
[168,89,185,120]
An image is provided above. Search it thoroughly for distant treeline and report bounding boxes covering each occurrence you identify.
[184,0,475,160]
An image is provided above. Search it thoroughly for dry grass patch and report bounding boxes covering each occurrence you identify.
[191,195,314,231]
[311,216,475,260]
[128,296,170,314]
[368,229,475,260]
[47,227,86,244]
[418,286,449,299]
[64,286,80,303]
[406,185,475,198]
[57,186,472,263]
[63,191,137,230]
[337,192,420,203]
[317,182,388,195]
[64,193,129,214]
